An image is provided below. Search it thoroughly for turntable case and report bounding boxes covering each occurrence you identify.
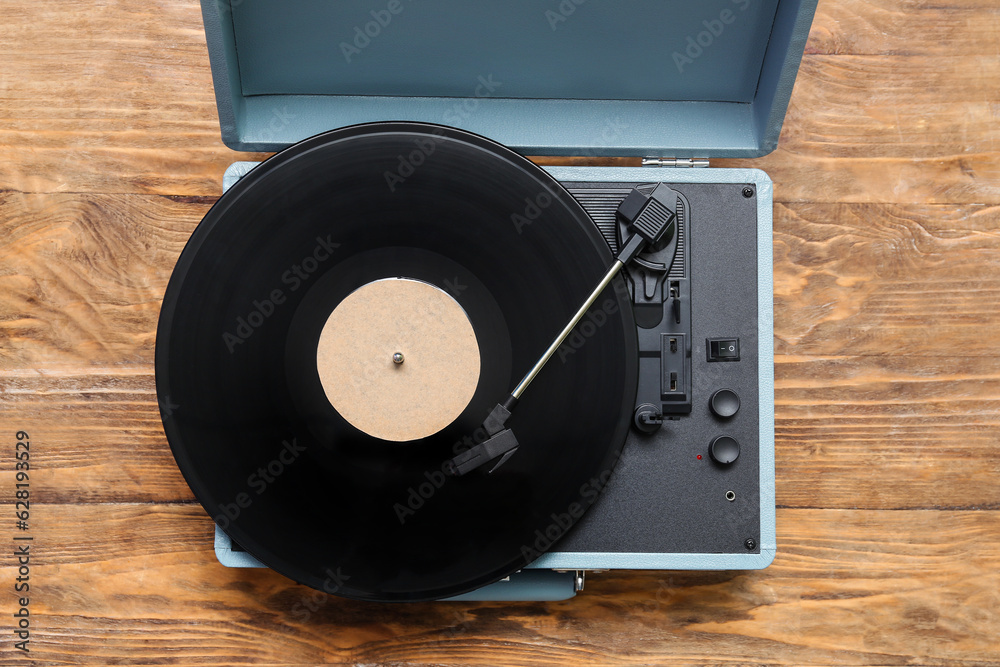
[194,0,816,600]
[200,0,818,156]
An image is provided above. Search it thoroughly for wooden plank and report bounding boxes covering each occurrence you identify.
[773,202,1000,356]
[2,194,998,511]
[775,355,1000,510]
[0,0,253,196]
[0,2,997,202]
[808,0,1000,56]
[0,505,996,665]
[3,196,999,371]
[0,192,207,369]
[4,53,999,203]
[0,372,193,504]
[778,56,1000,161]
[715,54,1000,204]
[1,355,998,509]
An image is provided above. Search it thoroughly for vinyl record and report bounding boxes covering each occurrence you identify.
[155,122,638,601]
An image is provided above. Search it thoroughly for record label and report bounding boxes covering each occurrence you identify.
[316,277,481,442]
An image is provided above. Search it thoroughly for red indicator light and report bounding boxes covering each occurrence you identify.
[696,454,702,460]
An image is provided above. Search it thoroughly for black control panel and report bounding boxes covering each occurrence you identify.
[553,181,761,556]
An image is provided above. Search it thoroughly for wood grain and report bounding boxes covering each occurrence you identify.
[0,372,192,505]
[775,355,1000,510]
[0,193,205,368]
[0,0,268,196]
[3,196,998,371]
[773,202,1000,355]
[2,360,1000,510]
[0,2,998,202]
[2,0,1000,664]
[807,0,1000,55]
[1,505,997,665]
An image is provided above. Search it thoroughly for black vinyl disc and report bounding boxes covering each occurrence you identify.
[155,122,638,601]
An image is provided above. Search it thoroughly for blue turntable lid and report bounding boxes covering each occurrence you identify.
[202,0,817,157]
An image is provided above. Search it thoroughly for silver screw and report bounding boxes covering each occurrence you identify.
[392,352,404,365]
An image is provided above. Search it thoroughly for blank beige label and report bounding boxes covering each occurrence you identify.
[316,278,481,442]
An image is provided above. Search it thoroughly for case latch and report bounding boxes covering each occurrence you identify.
[641,157,710,168]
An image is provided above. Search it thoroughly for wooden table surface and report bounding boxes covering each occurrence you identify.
[2,1,999,665]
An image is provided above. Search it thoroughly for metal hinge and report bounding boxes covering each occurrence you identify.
[641,157,710,168]
[553,570,588,591]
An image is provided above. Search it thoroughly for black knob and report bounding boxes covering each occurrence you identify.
[710,388,740,418]
[710,436,740,464]
[633,403,663,434]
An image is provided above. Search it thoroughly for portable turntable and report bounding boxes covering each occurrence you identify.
[155,0,818,601]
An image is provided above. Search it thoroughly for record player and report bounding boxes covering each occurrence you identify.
[156,0,818,602]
